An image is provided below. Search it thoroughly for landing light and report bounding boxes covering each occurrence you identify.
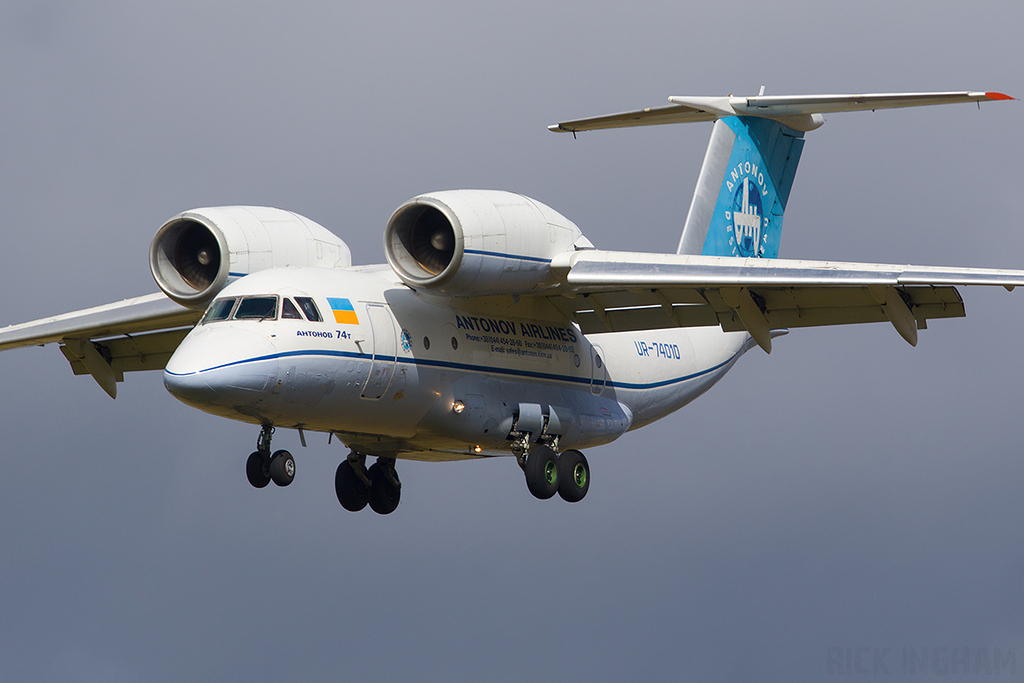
[452,400,465,414]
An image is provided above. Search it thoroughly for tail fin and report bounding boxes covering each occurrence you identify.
[678,117,803,257]
[549,90,1013,258]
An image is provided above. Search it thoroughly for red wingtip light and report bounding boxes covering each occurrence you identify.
[985,91,1015,101]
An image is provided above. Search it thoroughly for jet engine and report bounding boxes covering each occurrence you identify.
[384,190,591,296]
[150,206,351,309]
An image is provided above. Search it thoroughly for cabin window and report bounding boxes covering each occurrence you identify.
[281,298,303,319]
[295,296,322,322]
[202,297,237,324]
[233,296,278,321]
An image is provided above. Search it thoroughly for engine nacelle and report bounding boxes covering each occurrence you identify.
[150,206,351,309]
[384,190,591,296]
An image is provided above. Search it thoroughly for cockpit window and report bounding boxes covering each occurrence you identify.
[233,296,279,321]
[295,296,322,322]
[202,297,237,324]
[281,298,303,320]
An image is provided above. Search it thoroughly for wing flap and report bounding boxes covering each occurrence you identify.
[555,285,964,335]
[61,328,192,376]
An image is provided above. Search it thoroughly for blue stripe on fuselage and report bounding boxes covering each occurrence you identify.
[163,347,740,391]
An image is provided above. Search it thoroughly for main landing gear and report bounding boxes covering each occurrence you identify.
[242,425,400,514]
[245,425,296,489]
[241,425,585,509]
[335,451,401,515]
[520,445,591,503]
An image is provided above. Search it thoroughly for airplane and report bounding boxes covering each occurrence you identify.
[1,89,1021,515]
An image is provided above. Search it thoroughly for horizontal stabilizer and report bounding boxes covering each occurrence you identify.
[549,91,1013,134]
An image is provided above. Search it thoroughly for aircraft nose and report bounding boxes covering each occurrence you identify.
[164,325,280,410]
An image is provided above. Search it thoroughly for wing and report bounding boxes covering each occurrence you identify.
[545,251,1024,352]
[0,293,202,398]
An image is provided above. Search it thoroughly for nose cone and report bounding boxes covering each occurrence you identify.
[164,325,280,412]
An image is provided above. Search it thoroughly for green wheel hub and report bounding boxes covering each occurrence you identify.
[572,462,587,488]
[544,460,558,485]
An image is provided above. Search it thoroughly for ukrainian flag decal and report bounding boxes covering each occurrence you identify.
[327,298,359,324]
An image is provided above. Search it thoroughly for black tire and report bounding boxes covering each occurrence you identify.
[269,450,296,487]
[335,460,370,512]
[246,451,271,489]
[368,462,401,515]
[524,446,559,500]
[557,449,590,502]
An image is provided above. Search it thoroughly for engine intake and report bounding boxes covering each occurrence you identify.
[390,203,459,279]
[385,190,589,296]
[153,217,226,300]
[151,206,351,309]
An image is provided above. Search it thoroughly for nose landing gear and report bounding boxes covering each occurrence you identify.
[268,450,296,486]
[245,450,272,489]
[245,425,295,489]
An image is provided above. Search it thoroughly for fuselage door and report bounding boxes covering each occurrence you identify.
[590,343,606,395]
[360,304,397,400]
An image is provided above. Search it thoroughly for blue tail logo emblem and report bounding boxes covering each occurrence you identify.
[728,170,766,257]
[701,117,805,259]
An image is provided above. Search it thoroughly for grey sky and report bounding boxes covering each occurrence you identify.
[1,2,1022,681]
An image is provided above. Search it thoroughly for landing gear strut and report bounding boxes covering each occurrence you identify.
[335,451,401,515]
[245,424,295,489]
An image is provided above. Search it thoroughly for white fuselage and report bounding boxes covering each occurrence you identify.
[164,265,752,461]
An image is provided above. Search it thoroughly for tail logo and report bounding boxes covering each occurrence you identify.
[724,161,768,257]
[701,117,801,260]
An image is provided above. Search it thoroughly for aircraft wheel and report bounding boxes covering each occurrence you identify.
[524,445,559,500]
[368,462,401,515]
[246,451,271,489]
[557,449,590,502]
[269,450,296,487]
[335,460,370,512]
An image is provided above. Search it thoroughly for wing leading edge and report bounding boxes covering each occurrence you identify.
[0,293,201,398]
[545,251,1024,352]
